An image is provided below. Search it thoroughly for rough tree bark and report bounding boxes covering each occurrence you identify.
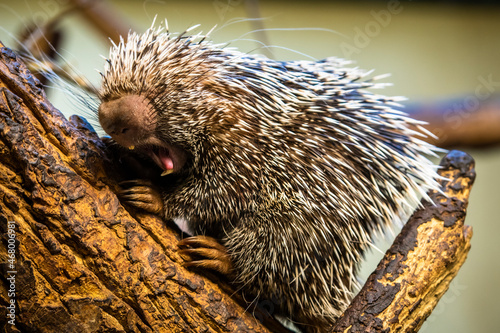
[0,43,474,333]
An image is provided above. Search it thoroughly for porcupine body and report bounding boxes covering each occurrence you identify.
[98,24,439,332]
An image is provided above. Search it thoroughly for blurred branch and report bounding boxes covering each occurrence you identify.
[67,0,131,44]
[17,0,131,93]
[408,96,500,148]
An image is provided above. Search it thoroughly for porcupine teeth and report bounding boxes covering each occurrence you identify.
[161,169,174,176]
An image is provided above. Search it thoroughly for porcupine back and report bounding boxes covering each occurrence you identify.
[99,24,440,329]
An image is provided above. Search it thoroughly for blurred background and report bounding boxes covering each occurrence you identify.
[0,0,499,332]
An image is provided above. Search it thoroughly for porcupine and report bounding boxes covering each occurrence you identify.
[97,24,439,332]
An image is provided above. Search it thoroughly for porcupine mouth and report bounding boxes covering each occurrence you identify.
[147,146,174,176]
[138,142,187,176]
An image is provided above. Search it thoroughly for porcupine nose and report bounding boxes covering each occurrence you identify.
[98,95,153,148]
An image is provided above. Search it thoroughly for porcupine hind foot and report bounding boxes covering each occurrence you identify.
[118,179,164,215]
[178,236,235,278]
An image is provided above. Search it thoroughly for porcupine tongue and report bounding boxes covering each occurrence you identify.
[159,148,174,176]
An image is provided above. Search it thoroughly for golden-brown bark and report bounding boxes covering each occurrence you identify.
[0,43,473,333]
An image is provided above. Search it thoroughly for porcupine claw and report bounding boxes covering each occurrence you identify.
[118,179,164,215]
[178,236,234,278]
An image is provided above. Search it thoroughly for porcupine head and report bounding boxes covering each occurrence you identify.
[97,22,440,332]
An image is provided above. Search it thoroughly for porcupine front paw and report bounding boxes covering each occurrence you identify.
[178,236,235,278]
[118,179,164,215]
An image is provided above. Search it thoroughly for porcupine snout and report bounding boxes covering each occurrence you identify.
[98,94,154,148]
